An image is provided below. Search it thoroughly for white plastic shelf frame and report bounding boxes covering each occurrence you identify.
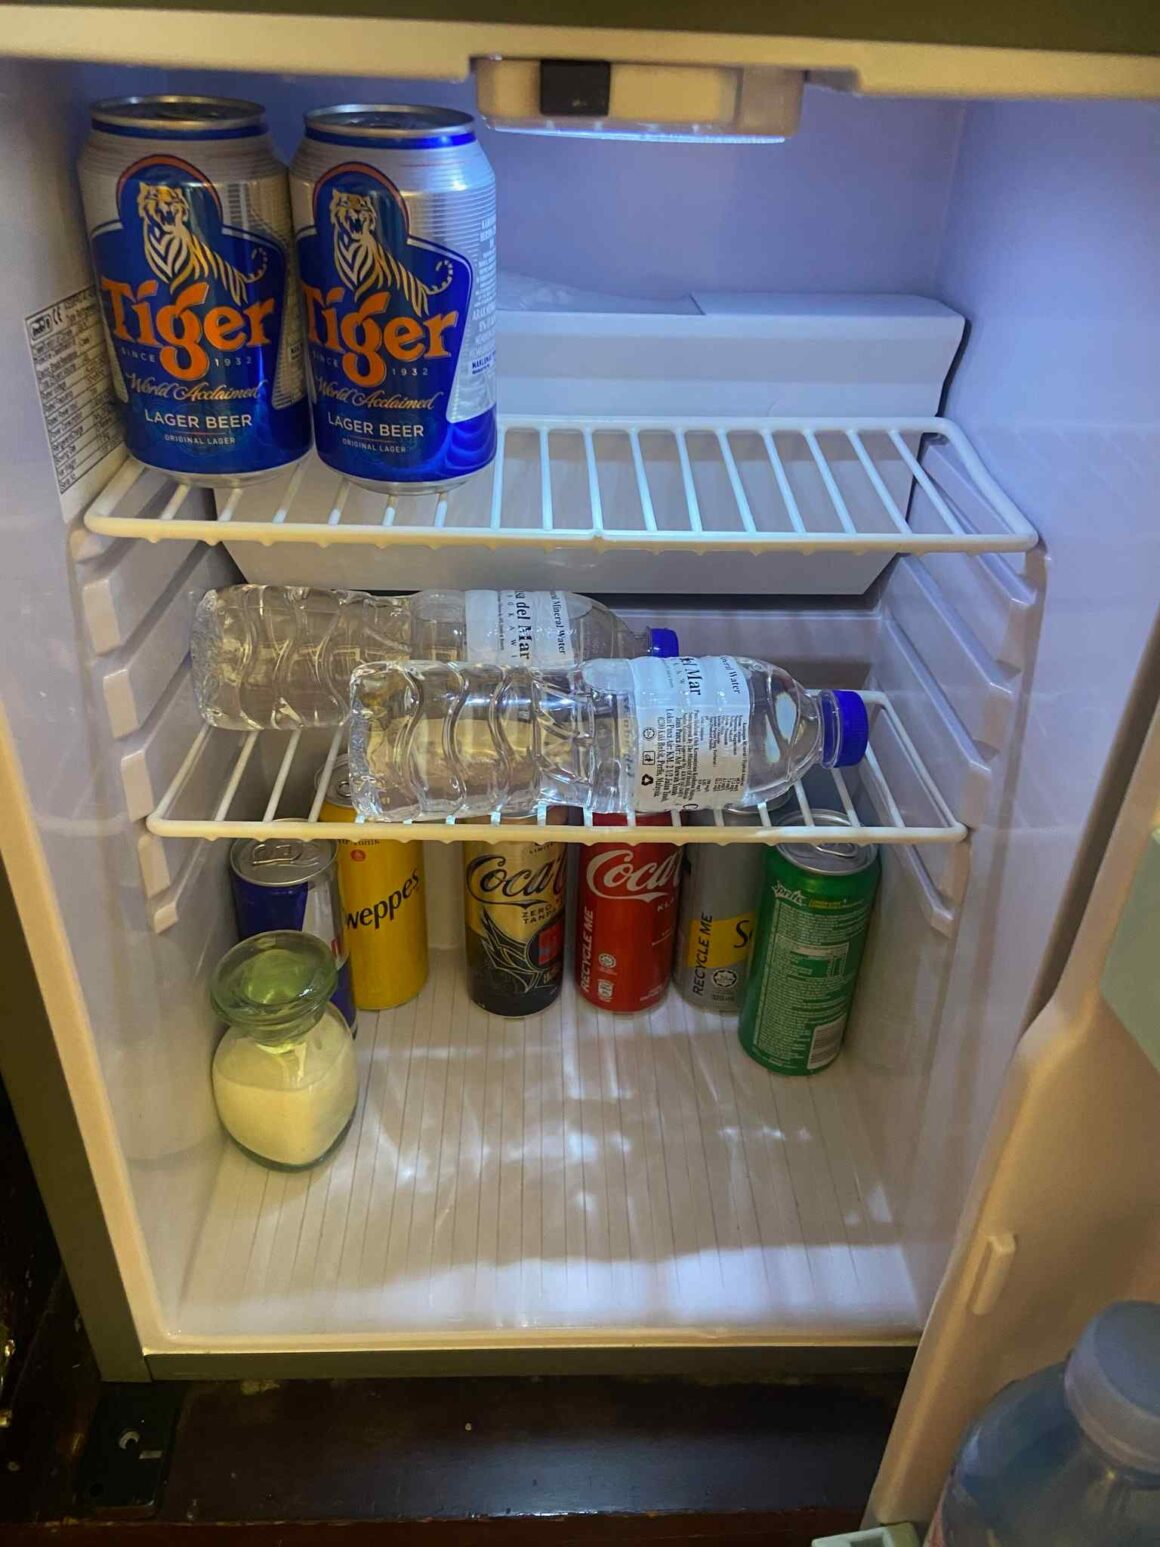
[86,415,1036,559]
[146,691,966,851]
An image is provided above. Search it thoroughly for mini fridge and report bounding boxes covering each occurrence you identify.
[0,3,1157,1532]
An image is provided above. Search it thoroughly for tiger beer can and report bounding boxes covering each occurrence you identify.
[79,96,312,487]
[673,809,764,1012]
[290,105,497,494]
[319,756,427,1011]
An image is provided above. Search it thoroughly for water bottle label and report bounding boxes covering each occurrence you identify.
[627,656,751,811]
[465,590,575,667]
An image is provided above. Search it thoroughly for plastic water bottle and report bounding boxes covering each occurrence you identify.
[929,1301,1160,1545]
[347,655,868,821]
[192,585,679,730]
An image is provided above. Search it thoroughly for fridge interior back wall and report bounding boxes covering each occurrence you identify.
[0,36,1156,1379]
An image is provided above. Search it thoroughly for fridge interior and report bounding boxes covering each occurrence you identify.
[2,51,1158,1366]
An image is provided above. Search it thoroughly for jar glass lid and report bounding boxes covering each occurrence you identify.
[210,931,336,1037]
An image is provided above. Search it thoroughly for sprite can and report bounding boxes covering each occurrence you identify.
[739,812,879,1075]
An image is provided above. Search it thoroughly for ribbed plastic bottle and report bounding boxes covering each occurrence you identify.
[347,655,868,821]
[192,585,680,730]
[929,1301,1160,1546]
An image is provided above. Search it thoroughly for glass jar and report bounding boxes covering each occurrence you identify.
[209,930,358,1170]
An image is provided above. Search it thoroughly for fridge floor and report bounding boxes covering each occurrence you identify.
[179,953,919,1346]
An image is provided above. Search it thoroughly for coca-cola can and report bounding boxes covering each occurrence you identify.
[576,814,683,1014]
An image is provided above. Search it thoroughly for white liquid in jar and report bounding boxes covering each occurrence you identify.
[212,1003,358,1168]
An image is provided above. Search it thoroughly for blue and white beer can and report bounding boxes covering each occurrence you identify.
[290,105,497,495]
[79,96,312,487]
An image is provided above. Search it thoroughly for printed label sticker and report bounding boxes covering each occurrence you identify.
[627,656,751,812]
[465,590,575,667]
[25,287,122,506]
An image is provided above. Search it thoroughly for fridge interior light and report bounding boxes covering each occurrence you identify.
[475,58,804,140]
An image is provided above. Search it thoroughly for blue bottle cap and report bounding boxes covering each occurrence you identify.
[648,627,680,658]
[1066,1302,1160,1474]
[820,689,870,767]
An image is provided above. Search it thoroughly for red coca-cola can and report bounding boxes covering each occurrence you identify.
[576,814,683,1013]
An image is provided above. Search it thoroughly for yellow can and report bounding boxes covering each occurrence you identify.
[319,758,427,1010]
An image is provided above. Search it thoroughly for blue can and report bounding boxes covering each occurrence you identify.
[290,106,497,494]
[79,96,312,487]
[229,836,357,1032]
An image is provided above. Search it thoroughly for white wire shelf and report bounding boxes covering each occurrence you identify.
[147,691,967,847]
[86,414,1036,556]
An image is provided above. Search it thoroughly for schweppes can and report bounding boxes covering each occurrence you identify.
[319,756,427,1010]
[79,96,311,486]
[290,105,496,495]
[673,809,764,1011]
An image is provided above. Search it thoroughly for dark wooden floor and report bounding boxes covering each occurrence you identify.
[166,1371,898,1531]
[2,1307,903,1541]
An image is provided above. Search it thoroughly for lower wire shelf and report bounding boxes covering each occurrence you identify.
[147,691,965,847]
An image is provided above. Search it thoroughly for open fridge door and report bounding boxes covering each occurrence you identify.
[866,672,1160,1534]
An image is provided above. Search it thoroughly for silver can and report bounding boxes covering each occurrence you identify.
[78,96,311,487]
[290,104,497,495]
[674,809,765,1011]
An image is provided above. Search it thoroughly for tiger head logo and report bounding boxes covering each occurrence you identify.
[330,188,453,316]
[137,182,190,242]
[137,181,268,308]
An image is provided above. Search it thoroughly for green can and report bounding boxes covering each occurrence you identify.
[739,812,879,1076]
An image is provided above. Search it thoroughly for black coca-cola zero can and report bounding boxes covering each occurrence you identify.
[462,826,566,1017]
